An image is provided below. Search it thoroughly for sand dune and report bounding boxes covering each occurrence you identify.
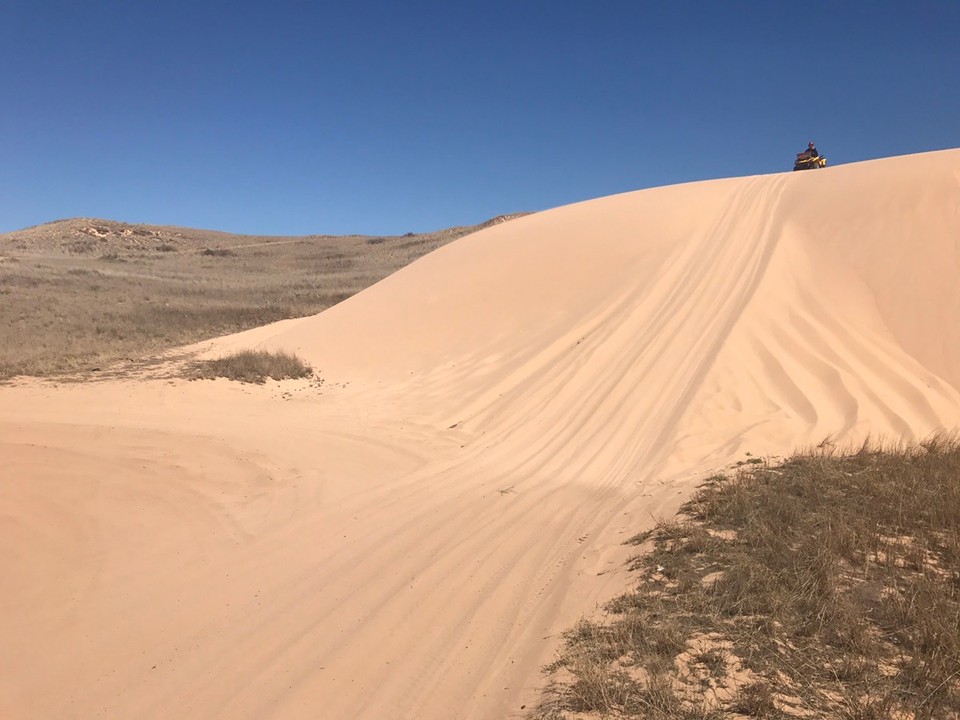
[2,149,959,719]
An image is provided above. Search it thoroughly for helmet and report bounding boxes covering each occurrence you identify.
[808,141,815,147]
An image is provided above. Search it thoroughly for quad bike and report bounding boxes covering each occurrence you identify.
[794,151,827,171]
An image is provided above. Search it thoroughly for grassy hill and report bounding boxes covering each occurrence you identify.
[0,214,525,379]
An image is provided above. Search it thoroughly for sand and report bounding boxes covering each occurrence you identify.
[2,149,959,718]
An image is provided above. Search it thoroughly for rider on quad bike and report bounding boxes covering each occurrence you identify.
[794,141,827,171]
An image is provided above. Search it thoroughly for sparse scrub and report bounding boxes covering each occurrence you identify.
[188,349,312,384]
[532,438,960,719]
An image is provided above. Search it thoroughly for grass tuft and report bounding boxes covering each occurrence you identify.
[188,350,312,384]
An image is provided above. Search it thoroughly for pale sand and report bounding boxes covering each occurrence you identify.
[2,149,960,718]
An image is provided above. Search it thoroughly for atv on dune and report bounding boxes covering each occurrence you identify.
[794,150,827,171]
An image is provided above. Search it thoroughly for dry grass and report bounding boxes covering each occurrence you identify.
[532,437,960,719]
[0,215,527,380]
[188,350,312,384]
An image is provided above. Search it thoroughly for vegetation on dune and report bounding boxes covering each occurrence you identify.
[533,438,960,719]
[187,350,313,384]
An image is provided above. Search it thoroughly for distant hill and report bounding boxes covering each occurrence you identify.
[0,213,529,379]
[0,214,530,257]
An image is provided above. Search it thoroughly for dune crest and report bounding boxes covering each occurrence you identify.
[262,149,960,480]
[2,149,960,719]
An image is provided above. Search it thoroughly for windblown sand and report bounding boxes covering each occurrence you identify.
[2,149,959,719]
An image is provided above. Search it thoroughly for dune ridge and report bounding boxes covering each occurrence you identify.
[262,149,960,481]
[1,149,959,719]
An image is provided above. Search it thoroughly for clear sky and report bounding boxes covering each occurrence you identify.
[2,1,958,235]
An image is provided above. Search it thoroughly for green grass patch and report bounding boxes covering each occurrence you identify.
[532,438,960,719]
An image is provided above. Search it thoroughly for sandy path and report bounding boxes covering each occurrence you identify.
[0,381,645,719]
[2,149,960,719]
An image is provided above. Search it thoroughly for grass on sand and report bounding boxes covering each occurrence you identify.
[188,350,313,384]
[533,438,960,719]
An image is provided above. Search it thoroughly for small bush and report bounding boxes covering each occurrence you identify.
[201,247,234,257]
[189,350,312,384]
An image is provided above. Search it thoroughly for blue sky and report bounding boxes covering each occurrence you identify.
[2,1,957,235]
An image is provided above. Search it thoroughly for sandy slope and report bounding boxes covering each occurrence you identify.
[2,149,960,719]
